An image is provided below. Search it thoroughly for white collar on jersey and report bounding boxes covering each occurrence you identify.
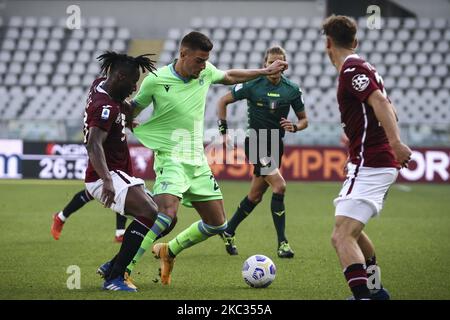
[343,53,360,63]
[96,80,111,97]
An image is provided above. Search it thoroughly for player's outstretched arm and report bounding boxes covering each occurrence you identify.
[219,60,288,85]
[86,127,115,208]
[368,90,412,167]
[216,91,237,148]
[217,91,235,124]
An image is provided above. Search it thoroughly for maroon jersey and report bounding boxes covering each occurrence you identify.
[337,54,398,168]
[83,77,133,182]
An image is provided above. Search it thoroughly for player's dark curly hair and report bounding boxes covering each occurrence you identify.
[97,51,157,75]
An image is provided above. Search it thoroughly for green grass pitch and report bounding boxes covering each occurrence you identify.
[0,179,449,300]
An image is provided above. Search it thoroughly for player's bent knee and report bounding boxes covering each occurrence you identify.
[135,215,154,229]
[331,228,358,250]
[331,232,341,249]
[273,183,286,194]
[201,220,228,236]
[248,194,263,204]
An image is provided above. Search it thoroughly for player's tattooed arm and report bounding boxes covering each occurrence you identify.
[86,127,115,208]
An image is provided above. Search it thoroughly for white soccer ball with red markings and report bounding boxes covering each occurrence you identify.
[242,255,276,288]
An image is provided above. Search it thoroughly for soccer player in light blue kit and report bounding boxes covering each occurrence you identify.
[126,31,288,285]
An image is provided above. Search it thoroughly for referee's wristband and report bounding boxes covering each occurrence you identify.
[217,119,228,135]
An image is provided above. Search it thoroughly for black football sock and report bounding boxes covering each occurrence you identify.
[62,190,93,219]
[116,213,127,231]
[106,220,149,281]
[271,193,287,244]
[344,263,371,300]
[225,196,257,235]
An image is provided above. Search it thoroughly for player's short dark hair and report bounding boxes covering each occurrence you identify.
[180,31,213,52]
[322,15,357,49]
[97,51,157,76]
[264,45,286,62]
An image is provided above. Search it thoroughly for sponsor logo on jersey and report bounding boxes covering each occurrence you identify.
[344,67,356,73]
[101,105,111,120]
[199,76,204,85]
[351,74,370,92]
[160,181,170,191]
[267,92,280,97]
[163,84,170,92]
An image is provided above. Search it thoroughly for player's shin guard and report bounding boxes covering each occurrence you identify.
[126,213,172,274]
[106,219,149,281]
[344,263,371,300]
[168,220,228,256]
[226,196,257,235]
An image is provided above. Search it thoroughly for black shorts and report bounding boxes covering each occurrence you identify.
[244,136,284,177]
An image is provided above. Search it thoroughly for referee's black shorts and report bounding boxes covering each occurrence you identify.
[244,135,284,177]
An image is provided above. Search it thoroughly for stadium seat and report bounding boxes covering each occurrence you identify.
[87,28,101,40]
[9,16,23,27]
[239,40,252,53]
[12,51,26,62]
[386,17,401,29]
[32,39,46,51]
[117,28,131,40]
[2,39,16,51]
[228,28,242,41]
[273,29,288,41]
[19,74,33,86]
[223,41,237,52]
[102,28,116,40]
[6,28,20,39]
[259,28,272,41]
[205,16,219,29]
[112,40,127,52]
[35,74,49,86]
[254,40,267,53]
[104,17,117,28]
[219,16,233,29]
[39,16,53,27]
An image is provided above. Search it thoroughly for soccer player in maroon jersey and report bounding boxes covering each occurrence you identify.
[322,15,412,299]
[51,189,128,242]
[82,51,173,292]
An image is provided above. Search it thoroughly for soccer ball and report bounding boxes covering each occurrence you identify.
[242,255,276,288]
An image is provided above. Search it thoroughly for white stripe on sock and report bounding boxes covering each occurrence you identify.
[347,277,368,284]
[57,211,66,222]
